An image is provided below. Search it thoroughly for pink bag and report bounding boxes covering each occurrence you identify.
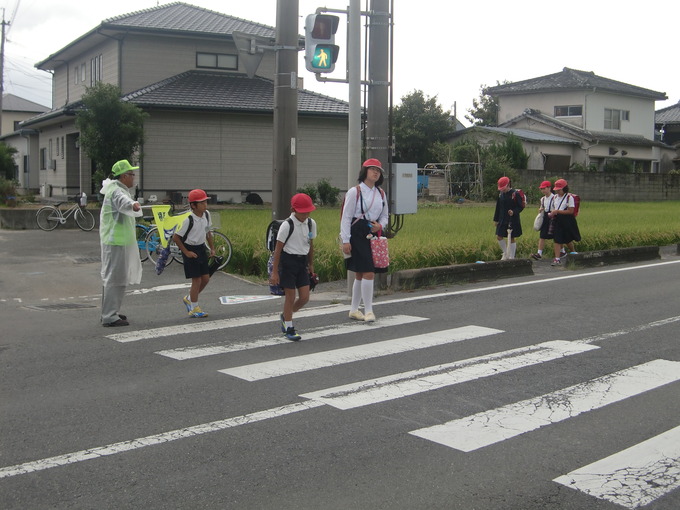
[370,236,389,269]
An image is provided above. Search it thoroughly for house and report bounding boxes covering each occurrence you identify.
[1,94,50,136]
[655,101,680,148]
[448,68,676,173]
[4,2,349,202]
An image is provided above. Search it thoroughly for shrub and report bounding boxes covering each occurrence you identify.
[0,177,17,204]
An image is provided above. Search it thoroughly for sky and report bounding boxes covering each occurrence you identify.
[2,0,679,125]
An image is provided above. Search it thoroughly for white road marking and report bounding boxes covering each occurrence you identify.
[219,326,503,381]
[0,401,324,480]
[554,424,680,509]
[410,360,680,452]
[301,340,597,410]
[105,303,349,342]
[156,315,429,360]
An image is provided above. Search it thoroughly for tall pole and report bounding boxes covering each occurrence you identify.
[365,0,390,195]
[272,0,299,220]
[347,0,361,188]
[0,11,7,136]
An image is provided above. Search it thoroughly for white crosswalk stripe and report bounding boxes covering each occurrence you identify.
[554,424,680,509]
[218,325,503,381]
[409,359,680,451]
[300,340,598,410]
[156,315,429,360]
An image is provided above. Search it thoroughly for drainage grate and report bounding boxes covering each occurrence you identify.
[24,303,98,311]
[72,257,101,264]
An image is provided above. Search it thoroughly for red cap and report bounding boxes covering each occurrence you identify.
[362,158,384,172]
[553,179,568,190]
[291,193,316,213]
[188,189,209,202]
[497,176,510,190]
[539,180,552,189]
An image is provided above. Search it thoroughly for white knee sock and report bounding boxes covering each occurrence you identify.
[498,239,506,253]
[350,279,362,311]
[509,242,516,259]
[361,279,374,314]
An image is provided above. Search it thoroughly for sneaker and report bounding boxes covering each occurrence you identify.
[182,295,192,313]
[189,306,208,318]
[551,258,561,266]
[569,251,578,255]
[560,250,567,257]
[364,312,376,322]
[348,310,365,321]
[530,253,542,260]
[285,327,301,341]
[279,313,286,334]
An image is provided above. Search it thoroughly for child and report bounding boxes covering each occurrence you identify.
[493,176,523,259]
[548,179,581,266]
[173,189,215,318]
[530,180,555,260]
[270,193,317,341]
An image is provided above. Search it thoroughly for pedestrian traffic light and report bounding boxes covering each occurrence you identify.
[304,14,340,73]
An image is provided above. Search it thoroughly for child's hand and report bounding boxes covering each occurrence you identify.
[269,273,279,285]
[185,251,198,259]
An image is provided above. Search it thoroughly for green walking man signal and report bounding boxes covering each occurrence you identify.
[305,14,340,73]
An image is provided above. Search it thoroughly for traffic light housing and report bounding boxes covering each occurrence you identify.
[304,14,340,73]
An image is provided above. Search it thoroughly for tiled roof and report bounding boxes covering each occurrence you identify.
[2,93,49,113]
[122,70,349,116]
[455,126,580,144]
[500,109,669,148]
[103,2,275,38]
[655,101,680,124]
[487,67,667,101]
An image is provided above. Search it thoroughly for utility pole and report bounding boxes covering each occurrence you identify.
[271,0,299,220]
[0,11,8,136]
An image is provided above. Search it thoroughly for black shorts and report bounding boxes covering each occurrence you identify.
[279,252,310,289]
[183,243,210,278]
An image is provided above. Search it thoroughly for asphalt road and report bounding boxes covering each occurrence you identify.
[1,229,679,510]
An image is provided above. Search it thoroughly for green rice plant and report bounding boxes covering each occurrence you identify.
[214,201,680,282]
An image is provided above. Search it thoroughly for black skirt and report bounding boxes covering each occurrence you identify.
[345,218,387,273]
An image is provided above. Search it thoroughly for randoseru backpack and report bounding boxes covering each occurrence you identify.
[569,193,581,217]
[511,189,527,211]
[266,217,312,295]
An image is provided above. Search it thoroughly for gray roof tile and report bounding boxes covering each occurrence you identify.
[655,101,680,124]
[122,70,349,116]
[487,67,667,101]
[103,2,275,38]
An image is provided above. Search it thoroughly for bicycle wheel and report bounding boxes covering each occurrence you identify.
[74,207,96,231]
[210,231,232,270]
[36,206,61,231]
[136,224,149,262]
[146,227,173,267]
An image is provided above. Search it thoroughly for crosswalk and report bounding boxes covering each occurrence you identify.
[10,310,680,508]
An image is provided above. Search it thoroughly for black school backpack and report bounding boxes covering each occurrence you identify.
[265,217,311,252]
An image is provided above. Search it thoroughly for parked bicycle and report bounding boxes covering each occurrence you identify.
[35,195,96,231]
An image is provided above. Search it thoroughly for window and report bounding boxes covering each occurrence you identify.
[40,148,47,170]
[75,67,79,84]
[90,55,103,86]
[554,105,582,117]
[81,63,86,82]
[604,108,621,130]
[196,52,238,70]
[621,110,630,121]
[61,137,65,159]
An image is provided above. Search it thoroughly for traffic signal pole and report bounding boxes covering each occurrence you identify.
[272,0,299,221]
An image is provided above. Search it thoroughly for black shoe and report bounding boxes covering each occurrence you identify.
[285,327,301,341]
[118,314,127,321]
[103,319,130,327]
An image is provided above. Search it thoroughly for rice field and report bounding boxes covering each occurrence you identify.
[214,201,680,282]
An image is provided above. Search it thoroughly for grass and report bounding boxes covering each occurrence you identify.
[213,201,680,282]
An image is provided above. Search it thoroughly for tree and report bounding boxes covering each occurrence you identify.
[465,81,509,127]
[392,90,457,167]
[0,142,18,180]
[75,82,148,190]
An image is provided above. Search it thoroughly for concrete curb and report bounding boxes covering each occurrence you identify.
[565,246,660,268]
[391,259,534,291]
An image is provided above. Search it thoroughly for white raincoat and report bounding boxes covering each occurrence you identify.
[99,179,143,286]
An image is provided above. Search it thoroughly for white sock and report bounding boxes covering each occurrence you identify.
[285,320,293,329]
[191,301,198,310]
[537,249,543,255]
[351,279,362,311]
[509,243,516,259]
[498,239,506,252]
[361,279,374,314]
